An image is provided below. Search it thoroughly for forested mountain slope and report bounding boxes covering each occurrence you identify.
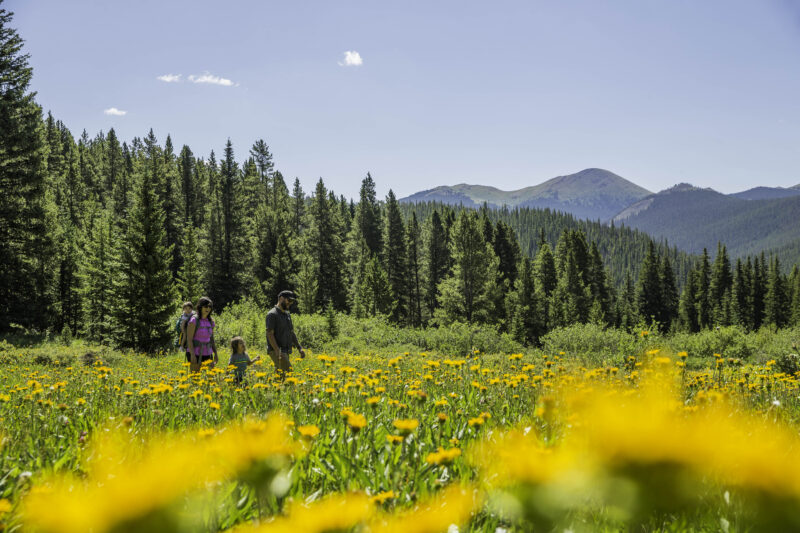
[401,201,697,289]
[612,185,800,267]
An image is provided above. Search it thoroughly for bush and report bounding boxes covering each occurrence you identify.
[540,323,642,365]
[669,326,756,361]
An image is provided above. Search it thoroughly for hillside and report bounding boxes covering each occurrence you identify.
[401,168,652,221]
[401,201,697,289]
[730,186,800,201]
[612,185,800,267]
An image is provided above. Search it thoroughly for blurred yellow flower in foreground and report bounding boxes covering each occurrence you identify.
[23,414,298,533]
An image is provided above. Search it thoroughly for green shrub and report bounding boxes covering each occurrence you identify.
[540,323,642,365]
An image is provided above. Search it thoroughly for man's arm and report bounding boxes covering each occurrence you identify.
[267,329,282,358]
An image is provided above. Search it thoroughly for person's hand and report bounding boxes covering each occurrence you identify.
[299,348,306,359]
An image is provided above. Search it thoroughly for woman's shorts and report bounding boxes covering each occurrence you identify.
[186,353,212,364]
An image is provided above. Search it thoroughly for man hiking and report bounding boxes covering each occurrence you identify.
[266,290,305,378]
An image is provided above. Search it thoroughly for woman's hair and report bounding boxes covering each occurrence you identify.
[230,336,246,353]
[196,296,214,322]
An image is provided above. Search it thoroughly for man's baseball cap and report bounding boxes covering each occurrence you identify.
[278,290,298,300]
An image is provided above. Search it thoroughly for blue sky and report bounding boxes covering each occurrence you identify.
[10,0,800,199]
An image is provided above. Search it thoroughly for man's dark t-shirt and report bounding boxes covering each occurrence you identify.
[266,306,294,355]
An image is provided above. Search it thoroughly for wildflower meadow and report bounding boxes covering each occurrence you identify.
[2,321,800,532]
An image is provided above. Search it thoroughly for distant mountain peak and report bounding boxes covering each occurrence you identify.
[400,168,652,221]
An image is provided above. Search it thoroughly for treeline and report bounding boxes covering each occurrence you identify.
[2,6,800,353]
[400,202,696,289]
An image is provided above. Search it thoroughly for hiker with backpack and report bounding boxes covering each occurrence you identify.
[187,296,218,372]
[175,302,195,354]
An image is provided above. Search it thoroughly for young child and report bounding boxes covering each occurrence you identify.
[176,302,195,353]
[228,336,260,384]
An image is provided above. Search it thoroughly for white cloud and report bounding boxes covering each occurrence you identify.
[188,71,236,86]
[103,107,127,116]
[338,51,363,67]
[157,73,182,83]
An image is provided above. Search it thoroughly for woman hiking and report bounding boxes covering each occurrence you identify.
[187,296,218,372]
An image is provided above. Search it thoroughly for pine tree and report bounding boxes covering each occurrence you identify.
[695,248,712,329]
[551,248,590,326]
[250,139,274,206]
[357,173,383,257]
[751,253,767,329]
[162,135,182,276]
[659,254,679,330]
[636,241,663,325]
[732,258,752,329]
[0,4,56,332]
[508,257,543,345]
[264,232,295,304]
[309,179,347,310]
[79,206,116,343]
[359,256,392,316]
[423,210,450,320]
[206,140,248,308]
[679,269,700,333]
[710,242,732,325]
[406,212,423,327]
[112,134,176,352]
[533,242,557,329]
[765,257,789,328]
[383,190,407,323]
[177,218,202,306]
[105,128,125,208]
[790,266,800,326]
[436,210,500,324]
[587,242,613,324]
[291,177,305,236]
[617,269,638,330]
[493,220,521,324]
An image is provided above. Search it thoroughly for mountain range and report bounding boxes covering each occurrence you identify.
[400,168,652,221]
[400,169,800,267]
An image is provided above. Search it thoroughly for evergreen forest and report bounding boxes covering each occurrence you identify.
[3,5,800,353]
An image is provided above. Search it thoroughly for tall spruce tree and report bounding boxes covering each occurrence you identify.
[732,258,752,329]
[508,257,543,345]
[406,212,423,327]
[751,253,767,330]
[765,257,789,328]
[162,135,182,276]
[250,139,274,206]
[679,268,700,332]
[436,210,500,324]
[79,206,116,343]
[264,232,295,304]
[290,177,305,236]
[177,218,202,306]
[0,4,56,332]
[309,179,347,310]
[423,210,450,319]
[636,241,663,325]
[790,266,800,326]
[112,132,176,352]
[383,190,407,323]
[659,254,679,330]
[356,173,383,257]
[695,249,712,329]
